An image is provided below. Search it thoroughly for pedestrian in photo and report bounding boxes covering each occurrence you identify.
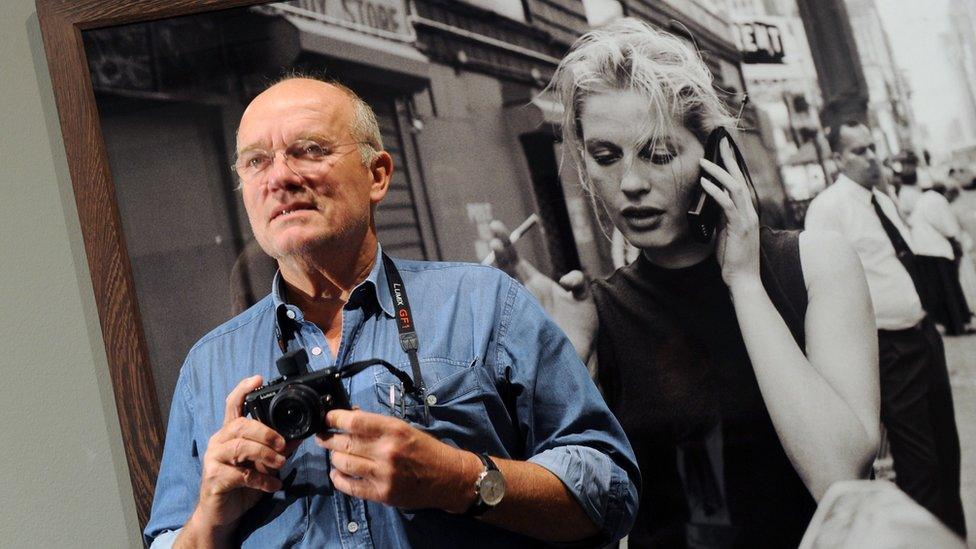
[805,120,967,537]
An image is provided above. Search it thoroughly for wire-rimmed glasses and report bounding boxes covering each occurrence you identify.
[233,138,372,186]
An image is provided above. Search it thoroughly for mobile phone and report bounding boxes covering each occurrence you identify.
[686,127,755,243]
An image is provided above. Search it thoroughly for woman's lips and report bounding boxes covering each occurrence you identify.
[621,206,666,230]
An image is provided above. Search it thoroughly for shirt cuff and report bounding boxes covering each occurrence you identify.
[528,445,635,544]
[149,528,180,549]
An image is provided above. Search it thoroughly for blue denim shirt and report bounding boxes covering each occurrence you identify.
[144,246,639,548]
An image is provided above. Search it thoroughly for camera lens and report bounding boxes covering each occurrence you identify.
[268,383,322,440]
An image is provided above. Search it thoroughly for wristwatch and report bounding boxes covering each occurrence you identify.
[464,453,506,517]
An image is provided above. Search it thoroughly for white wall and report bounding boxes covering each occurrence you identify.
[0,0,141,546]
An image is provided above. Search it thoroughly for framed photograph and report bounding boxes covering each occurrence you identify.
[35,0,592,525]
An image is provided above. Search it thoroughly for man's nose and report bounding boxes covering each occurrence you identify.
[266,152,303,192]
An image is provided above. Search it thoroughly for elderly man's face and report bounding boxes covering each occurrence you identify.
[235,80,388,260]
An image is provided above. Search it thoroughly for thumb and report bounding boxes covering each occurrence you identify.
[558,270,589,300]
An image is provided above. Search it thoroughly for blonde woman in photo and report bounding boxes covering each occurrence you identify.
[492,18,879,548]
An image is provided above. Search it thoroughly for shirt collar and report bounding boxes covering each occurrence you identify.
[271,243,396,323]
[835,173,875,203]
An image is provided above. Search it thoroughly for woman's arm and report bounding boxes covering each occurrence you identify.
[699,141,879,502]
[730,230,880,501]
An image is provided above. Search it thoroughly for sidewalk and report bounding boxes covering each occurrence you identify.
[946,333,976,547]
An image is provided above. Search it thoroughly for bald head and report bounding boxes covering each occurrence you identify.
[237,77,382,166]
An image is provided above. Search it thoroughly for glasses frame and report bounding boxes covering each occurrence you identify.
[232,139,375,187]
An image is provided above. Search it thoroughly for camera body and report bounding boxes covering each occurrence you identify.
[244,349,351,440]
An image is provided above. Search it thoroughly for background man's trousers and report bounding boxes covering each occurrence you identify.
[879,319,967,538]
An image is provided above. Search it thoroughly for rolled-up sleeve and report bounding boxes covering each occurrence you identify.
[495,281,640,545]
[144,365,201,547]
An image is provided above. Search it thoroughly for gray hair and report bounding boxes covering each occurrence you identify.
[546,17,735,193]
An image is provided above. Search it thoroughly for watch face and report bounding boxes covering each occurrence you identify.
[480,470,506,506]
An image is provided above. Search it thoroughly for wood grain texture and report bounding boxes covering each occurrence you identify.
[34,0,268,528]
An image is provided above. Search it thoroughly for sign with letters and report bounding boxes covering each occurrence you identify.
[734,19,786,64]
[258,0,414,42]
[732,15,808,99]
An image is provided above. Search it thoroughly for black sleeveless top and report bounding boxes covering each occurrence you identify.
[592,228,815,548]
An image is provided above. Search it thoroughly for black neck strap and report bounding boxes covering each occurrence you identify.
[274,252,430,422]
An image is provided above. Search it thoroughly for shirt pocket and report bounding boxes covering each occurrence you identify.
[374,357,485,429]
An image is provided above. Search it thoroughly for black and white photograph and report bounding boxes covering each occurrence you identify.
[5,0,976,547]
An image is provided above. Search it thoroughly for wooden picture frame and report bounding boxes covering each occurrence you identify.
[35,0,269,527]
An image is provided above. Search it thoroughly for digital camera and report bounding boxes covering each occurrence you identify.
[244,348,351,440]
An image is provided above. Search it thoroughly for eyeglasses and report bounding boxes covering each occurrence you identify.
[233,139,372,185]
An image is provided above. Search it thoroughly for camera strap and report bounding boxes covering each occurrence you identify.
[381,253,430,424]
[272,252,430,424]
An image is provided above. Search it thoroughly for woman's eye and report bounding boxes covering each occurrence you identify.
[589,148,621,166]
[640,147,674,165]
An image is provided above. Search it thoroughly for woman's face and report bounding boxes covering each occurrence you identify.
[579,89,705,251]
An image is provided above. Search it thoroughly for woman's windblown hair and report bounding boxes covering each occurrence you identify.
[546,17,735,191]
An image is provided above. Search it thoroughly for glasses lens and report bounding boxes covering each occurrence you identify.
[235,152,269,183]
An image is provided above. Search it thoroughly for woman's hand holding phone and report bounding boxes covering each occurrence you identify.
[698,137,761,291]
[488,220,597,363]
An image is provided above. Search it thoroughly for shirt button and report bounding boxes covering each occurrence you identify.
[311,346,323,356]
[426,394,438,406]
[346,521,359,533]
[285,309,296,319]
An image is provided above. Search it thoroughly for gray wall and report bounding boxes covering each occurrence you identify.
[0,0,142,546]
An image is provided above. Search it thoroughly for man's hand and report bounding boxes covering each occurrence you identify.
[489,220,598,361]
[317,409,480,513]
[180,376,295,546]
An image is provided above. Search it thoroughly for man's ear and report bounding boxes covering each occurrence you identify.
[369,150,393,204]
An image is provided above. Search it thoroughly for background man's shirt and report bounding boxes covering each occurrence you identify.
[145,245,639,548]
[805,174,925,330]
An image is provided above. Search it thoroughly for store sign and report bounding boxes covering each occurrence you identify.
[732,15,808,101]
[259,0,414,42]
[733,19,786,64]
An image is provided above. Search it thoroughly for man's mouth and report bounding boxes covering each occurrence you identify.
[271,203,316,221]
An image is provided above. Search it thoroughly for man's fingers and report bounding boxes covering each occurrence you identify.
[325,409,391,438]
[211,438,286,471]
[558,270,589,300]
[317,432,368,457]
[330,450,376,479]
[330,468,375,501]
[238,466,283,493]
[223,375,264,425]
[212,416,285,451]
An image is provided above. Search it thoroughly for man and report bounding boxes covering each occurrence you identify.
[804,120,966,537]
[144,77,639,548]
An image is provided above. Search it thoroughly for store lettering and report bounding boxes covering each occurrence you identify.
[735,21,786,64]
[342,0,401,33]
[289,0,402,34]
